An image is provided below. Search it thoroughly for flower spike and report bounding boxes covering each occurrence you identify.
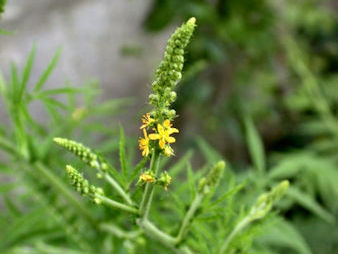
[54,137,100,169]
[65,165,104,204]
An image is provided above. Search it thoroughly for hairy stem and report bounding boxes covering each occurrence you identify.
[175,193,203,243]
[95,194,139,214]
[219,216,251,254]
[138,219,176,246]
[139,150,160,218]
[101,170,133,205]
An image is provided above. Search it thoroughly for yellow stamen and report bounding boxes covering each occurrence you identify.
[140,113,155,129]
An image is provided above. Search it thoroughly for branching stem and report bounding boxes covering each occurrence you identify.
[219,216,251,254]
[100,169,133,205]
[175,192,203,243]
[139,150,160,218]
[95,194,139,214]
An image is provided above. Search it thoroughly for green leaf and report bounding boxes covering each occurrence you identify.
[0,0,7,15]
[37,87,85,96]
[10,62,19,101]
[34,47,61,92]
[19,44,37,101]
[186,161,196,201]
[168,150,194,177]
[0,70,7,96]
[258,218,312,254]
[287,187,335,224]
[196,137,222,164]
[4,196,22,217]
[34,242,91,254]
[127,156,148,188]
[33,162,96,226]
[243,115,265,174]
[119,125,127,183]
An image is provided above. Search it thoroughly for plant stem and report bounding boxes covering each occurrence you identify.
[138,219,176,246]
[101,170,133,205]
[99,223,141,239]
[219,216,251,254]
[139,150,160,218]
[175,193,203,243]
[95,194,139,214]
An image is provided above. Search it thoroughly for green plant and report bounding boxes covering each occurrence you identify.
[53,18,289,254]
[145,1,338,253]
[0,44,130,253]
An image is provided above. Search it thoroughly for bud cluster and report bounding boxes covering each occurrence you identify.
[198,161,225,194]
[54,137,100,169]
[250,180,290,220]
[149,17,196,122]
[138,170,172,191]
[66,165,104,204]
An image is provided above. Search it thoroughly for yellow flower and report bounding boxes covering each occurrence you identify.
[138,171,155,184]
[139,129,150,157]
[164,145,174,157]
[140,113,155,129]
[149,120,179,149]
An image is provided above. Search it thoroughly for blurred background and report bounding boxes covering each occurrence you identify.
[1,0,337,164]
[0,0,337,253]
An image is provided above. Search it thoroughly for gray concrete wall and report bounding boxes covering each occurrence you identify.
[0,0,173,129]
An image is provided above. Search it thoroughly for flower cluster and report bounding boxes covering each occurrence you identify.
[138,170,172,191]
[149,17,196,122]
[250,180,290,220]
[198,161,226,194]
[138,18,196,158]
[139,115,179,157]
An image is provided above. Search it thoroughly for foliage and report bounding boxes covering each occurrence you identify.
[0,45,131,253]
[0,18,291,254]
[1,0,337,252]
[145,1,338,253]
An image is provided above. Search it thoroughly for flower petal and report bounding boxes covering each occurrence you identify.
[163,119,171,128]
[168,128,179,134]
[166,136,176,143]
[159,139,165,149]
[149,133,160,140]
[157,124,164,135]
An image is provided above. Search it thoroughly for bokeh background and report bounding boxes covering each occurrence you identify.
[1,0,337,253]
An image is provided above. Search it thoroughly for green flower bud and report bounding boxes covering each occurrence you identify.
[54,137,99,167]
[65,165,104,202]
[149,17,196,122]
[250,180,290,220]
[157,171,172,191]
[198,161,225,194]
[169,91,177,102]
[168,109,176,118]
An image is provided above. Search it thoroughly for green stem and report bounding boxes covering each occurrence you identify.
[95,194,139,214]
[219,216,251,254]
[138,219,176,246]
[139,150,160,218]
[99,223,141,239]
[101,170,133,205]
[175,193,203,243]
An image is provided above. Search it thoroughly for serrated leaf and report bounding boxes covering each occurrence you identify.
[287,187,335,224]
[258,218,312,254]
[34,47,61,92]
[243,115,265,174]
